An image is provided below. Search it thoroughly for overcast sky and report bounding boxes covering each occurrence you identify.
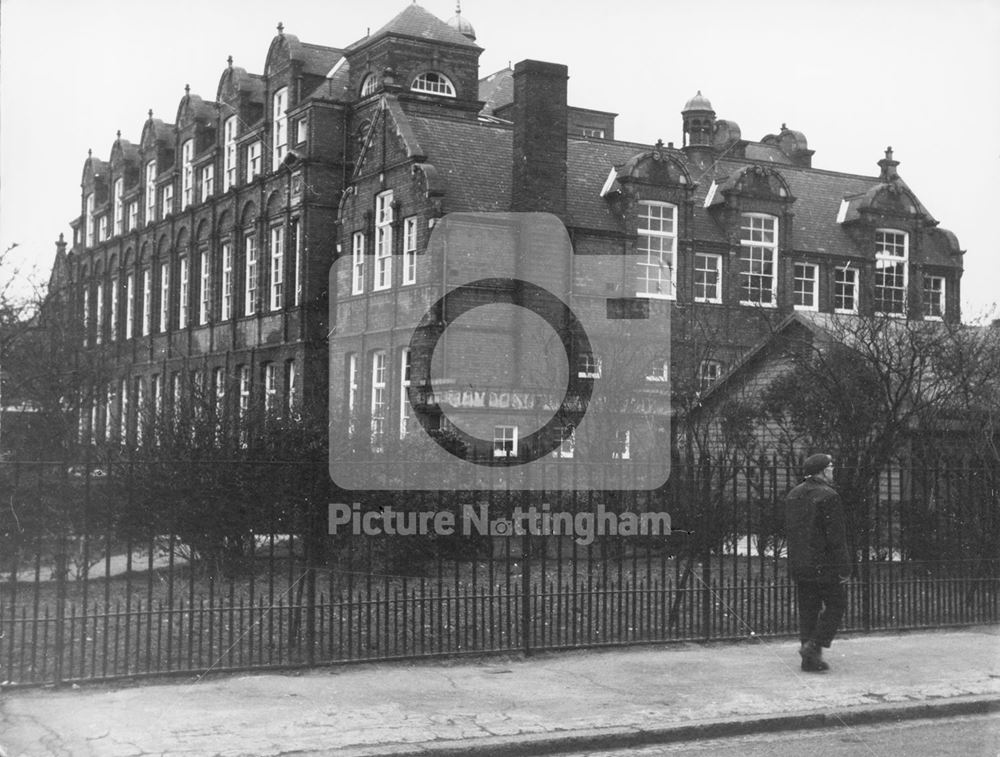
[2,0,997,320]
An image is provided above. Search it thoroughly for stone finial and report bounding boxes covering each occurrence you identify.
[227,55,233,68]
[185,83,190,96]
[277,21,284,35]
[148,108,154,120]
[116,129,122,140]
[878,145,899,182]
[88,148,92,158]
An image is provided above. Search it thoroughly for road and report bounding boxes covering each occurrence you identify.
[565,713,1000,757]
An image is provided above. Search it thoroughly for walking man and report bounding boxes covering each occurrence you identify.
[785,453,851,672]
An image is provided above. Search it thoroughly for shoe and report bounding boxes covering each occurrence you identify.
[799,641,830,672]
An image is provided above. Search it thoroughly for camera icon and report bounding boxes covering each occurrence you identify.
[329,212,671,491]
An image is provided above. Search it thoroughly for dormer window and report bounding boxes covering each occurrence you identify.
[739,213,778,307]
[874,229,908,316]
[636,201,676,299]
[411,71,455,97]
[360,74,378,98]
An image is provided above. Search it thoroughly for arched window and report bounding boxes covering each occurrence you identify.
[411,72,455,97]
[360,74,378,97]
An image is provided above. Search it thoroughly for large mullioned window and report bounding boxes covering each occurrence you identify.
[739,213,778,306]
[636,201,676,299]
[874,229,908,315]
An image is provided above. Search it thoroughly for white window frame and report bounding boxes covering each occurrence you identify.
[272,87,288,171]
[834,266,858,314]
[199,249,210,325]
[646,359,669,383]
[152,373,162,430]
[399,347,411,439]
[611,428,631,460]
[178,257,189,328]
[181,139,194,208]
[264,363,278,415]
[223,116,238,191]
[213,367,226,423]
[119,377,129,443]
[694,252,722,304]
[699,359,723,390]
[95,282,104,344]
[125,272,135,339]
[113,178,124,236]
[98,215,109,243]
[269,225,284,311]
[159,261,169,332]
[144,161,157,223]
[351,232,365,294]
[82,283,91,346]
[347,353,358,436]
[200,164,214,203]
[221,241,233,320]
[636,201,677,299]
[160,182,173,219]
[374,191,393,291]
[85,193,95,247]
[360,74,378,97]
[578,352,601,379]
[141,268,151,335]
[793,262,818,311]
[246,141,262,183]
[245,234,258,316]
[551,427,576,459]
[411,71,456,97]
[371,350,387,445]
[874,229,908,317]
[286,361,297,415]
[291,218,302,306]
[109,276,119,341]
[105,384,115,442]
[922,275,945,320]
[128,201,138,233]
[134,377,145,445]
[295,118,307,145]
[739,213,778,307]
[493,425,518,458]
[402,216,417,285]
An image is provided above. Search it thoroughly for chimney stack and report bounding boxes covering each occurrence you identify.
[512,60,568,217]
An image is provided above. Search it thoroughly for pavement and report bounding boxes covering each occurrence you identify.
[1,626,998,757]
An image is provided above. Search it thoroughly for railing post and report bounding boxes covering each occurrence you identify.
[521,498,531,657]
[53,533,68,685]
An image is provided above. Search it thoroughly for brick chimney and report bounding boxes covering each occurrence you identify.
[512,60,568,217]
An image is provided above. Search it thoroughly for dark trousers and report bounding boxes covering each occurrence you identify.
[796,580,847,648]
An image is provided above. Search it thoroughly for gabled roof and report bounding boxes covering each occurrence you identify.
[479,68,514,115]
[347,3,481,52]
[298,42,344,77]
